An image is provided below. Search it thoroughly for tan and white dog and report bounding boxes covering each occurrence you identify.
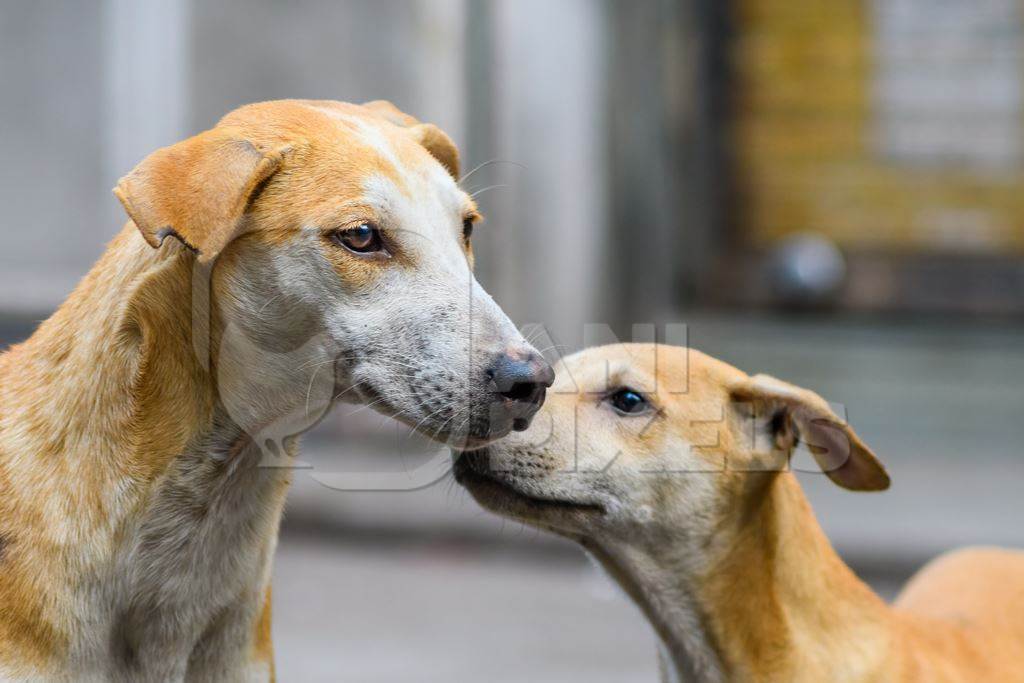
[0,99,553,682]
[456,343,1024,682]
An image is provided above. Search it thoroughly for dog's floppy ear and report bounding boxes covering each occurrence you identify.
[409,123,460,180]
[729,374,890,492]
[362,99,461,180]
[113,127,287,264]
[361,99,421,127]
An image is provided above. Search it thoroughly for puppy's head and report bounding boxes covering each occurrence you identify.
[114,99,551,447]
[455,343,888,543]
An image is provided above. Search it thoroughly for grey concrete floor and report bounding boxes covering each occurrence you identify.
[270,530,905,683]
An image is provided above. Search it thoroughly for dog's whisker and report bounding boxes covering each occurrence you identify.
[304,364,323,420]
[469,184,508,200]
[532,343,567,357]
[256,292,286,316]
[406,403,451,437]
[458,158,526,185]
[294,356,342,372]
[425,409,462,443]
[342,392,412,419]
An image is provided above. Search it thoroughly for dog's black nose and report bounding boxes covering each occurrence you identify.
[487,352,555,430]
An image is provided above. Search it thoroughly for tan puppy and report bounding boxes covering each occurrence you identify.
[0,100,553,682]
[457,343,1024,682]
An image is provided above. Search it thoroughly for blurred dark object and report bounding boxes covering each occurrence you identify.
[769,232,846,306]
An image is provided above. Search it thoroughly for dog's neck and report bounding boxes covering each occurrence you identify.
[0,225,297,571]
[585,473,893,683]
[5,226,216,480]
[0,226,299,670]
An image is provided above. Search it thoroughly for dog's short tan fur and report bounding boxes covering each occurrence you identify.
[457,344,1024,682]
[0,99,541,682]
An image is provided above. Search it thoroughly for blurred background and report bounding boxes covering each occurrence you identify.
[1,1,1022,680]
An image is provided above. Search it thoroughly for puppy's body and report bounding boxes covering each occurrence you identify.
[457,344,1024,682]
[0,100,551,681]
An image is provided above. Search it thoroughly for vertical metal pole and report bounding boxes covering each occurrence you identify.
[605,0,724,327]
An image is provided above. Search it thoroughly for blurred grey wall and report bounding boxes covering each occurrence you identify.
[0,0,613,349]
[189,0,466,142]
[0,2,109,311]
[472,0,610,348]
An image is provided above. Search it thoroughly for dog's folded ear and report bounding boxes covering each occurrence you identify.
[729,374,890,492]
[362,99,461,180]
[113,128,289,264]
[361,99,421,127]
[408,123,460,180]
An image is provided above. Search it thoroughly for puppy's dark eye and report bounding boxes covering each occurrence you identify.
[332,223,384,254]
[463,218,474,242]
[607,388,649,416]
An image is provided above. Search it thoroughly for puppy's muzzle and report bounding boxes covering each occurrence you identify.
[486,350,554,432]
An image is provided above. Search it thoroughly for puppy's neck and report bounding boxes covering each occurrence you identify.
[584,536,725,682]
[586,473,892,683]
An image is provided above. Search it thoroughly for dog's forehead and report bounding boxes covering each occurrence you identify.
[559,344,746,400]
[220,99,461,202]
[313,106,442,174]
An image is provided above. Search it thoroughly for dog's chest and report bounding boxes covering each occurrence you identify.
[127,442,283,606]
[79,437,289,680]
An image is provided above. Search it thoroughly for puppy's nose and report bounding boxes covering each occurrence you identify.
[486,351,555,430]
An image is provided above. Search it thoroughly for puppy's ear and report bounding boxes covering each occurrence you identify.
[361,99,461,179]
[113,128,288,264]
[729,374,890,492]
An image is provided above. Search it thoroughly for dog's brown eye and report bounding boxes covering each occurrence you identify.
[333,223,383,254]
[463,218,474,242]
[607,388,649,416]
